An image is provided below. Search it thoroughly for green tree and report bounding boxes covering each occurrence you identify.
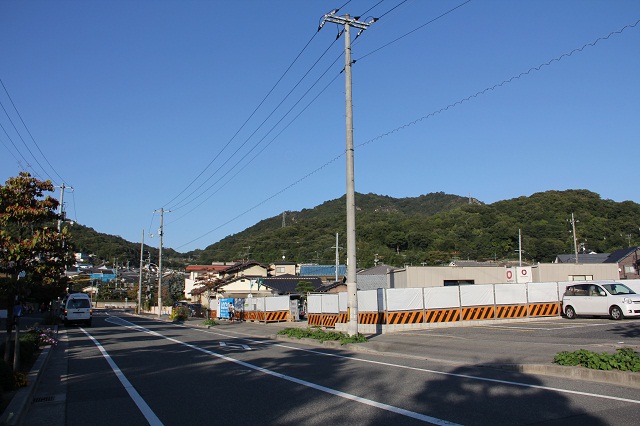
[0,172,74,362]
[295,280,315,298]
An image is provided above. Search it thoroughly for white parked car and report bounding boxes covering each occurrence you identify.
[562,281,640,320]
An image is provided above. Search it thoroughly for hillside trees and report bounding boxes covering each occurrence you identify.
[0,172,74,361]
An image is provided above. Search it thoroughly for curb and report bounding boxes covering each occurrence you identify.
[0,329,57,426]
[273,335,640,389]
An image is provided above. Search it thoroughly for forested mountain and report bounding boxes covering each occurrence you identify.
[66,224,186,268]
[65,190,640,269]
[191,190,640,268]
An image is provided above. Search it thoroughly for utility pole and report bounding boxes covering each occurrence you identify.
[155,208,170,318]
[331,233,343,282]
[138,230,144,314]
[320,10,375,336]
[570,213,579,264]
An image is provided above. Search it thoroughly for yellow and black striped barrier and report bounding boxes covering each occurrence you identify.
[385,310,424,325]
[461,306,495,321]
[264,311,288,322]
[528,303,559,317]
[495,304,528,319]
[359,312,384,324]
[424,309,460,323]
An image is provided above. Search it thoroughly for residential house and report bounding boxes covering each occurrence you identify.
[555,246,640,280]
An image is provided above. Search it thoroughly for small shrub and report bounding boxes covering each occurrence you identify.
[202,319,218,326]
[277,327,367,345]
[13,372,28,388]
[554,347,640,372]
[170,306,190,322]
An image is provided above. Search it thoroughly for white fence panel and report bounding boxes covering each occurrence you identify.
[494,284,527,305]
[527,282,559,303]
[460,284,494,307]
[424,287,460,309]
[322,293,340,314]
[265,295,290,311]
[245,298,258,312]
[308,294,322,314]
[386,288,424,311]
[256,297,266,311]
[358,290,381,311]
[339,292,348,311]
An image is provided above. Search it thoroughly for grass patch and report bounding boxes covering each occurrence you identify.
[554,347,640,372]
[202,319,219,326]
[277,327,367,345]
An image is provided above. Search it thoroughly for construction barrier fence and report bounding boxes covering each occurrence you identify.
[308,282,572,328]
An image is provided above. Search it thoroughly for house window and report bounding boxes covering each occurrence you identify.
[568,275,593,281]
[276,267,285,274]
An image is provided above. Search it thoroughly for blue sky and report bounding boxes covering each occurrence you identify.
[1,0,639,253]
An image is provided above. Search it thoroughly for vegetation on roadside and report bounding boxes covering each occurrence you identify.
[554,348,640,372]
[202,319,219,326]
[278,327,367,345]
[170,306,191,322]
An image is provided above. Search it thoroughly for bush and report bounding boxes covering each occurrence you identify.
[170,306,190,322]
[277,327,367,345]
[202,319,218,326]
[554,348,640,372]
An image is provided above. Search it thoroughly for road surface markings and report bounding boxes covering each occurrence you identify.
[109,317,460,426]
[81,326,163,426]
[219,342,251,350]
[178,321,640,406]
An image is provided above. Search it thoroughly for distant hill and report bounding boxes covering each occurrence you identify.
[68,190,640,269]
[190,190,639,267]
[66,224,187,268]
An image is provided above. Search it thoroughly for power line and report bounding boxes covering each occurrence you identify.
[0,78,67,184]
[355,0,472,63]
[163,30,325,210]
[173,17,639,251]
[167,36,342,214]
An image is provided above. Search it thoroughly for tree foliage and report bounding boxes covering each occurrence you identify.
[190,190,640,267]
[0,173,74,361]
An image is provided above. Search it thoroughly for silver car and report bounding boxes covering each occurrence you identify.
[562,281,640,320]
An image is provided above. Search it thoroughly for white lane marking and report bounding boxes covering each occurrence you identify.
[173,322,640,406]
[480,323,612,331]
[80,327,163,426]
[109,317,460,425]
[219,342,251,350]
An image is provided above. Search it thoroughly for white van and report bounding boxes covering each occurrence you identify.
[60,292,93,326]
[562,281,640,320]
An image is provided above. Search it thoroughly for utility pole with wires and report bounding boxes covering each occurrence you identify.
[331,233,343,283]
[154,208,170,318]
[320,10,375,336]
[56,183,74,232]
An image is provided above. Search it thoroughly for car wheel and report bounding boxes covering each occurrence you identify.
[610,305,623,320]
[565,306,576,319]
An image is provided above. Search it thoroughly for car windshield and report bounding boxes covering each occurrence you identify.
[602,284,635,295]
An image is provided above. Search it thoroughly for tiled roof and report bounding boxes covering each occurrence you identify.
[259,275,323,294]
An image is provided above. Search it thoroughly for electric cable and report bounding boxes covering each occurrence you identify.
[173,17,639,250]
[354,0,472,63]
[0,78,67,184]
[163,30,323,210]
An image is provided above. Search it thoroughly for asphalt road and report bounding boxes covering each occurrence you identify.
[25,312,640,425]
